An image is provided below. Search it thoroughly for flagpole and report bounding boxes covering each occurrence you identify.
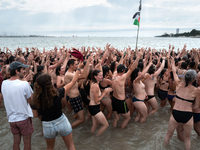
[134,0,141,55]
[135,25,140,52]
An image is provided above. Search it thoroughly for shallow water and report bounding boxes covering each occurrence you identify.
[0,37,199,51]
[1,99,200,150]
[0,37,200,149]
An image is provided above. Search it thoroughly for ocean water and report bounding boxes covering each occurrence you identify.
[0,37,199,52]
[0,37,200,150]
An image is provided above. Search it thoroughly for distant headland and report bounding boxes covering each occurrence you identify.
[0,35,55,38]
[155,29,200,38]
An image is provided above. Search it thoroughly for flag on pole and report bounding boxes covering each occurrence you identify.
[133,12,140,27]
[139,0,142,11]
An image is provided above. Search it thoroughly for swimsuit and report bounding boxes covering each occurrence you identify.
[177,69,186,78]
[172,109,193,123]
[68,95,83,113]
[157,89,168,101]
[167,94,176,102]
[99,84,109,101]
[193,113,200,123]
[145,95,155,101]
[176,95,194,103]
[99,83,109,90]
[112,96,129,114]
[161,80,169,85]
[88,104,100,116]
[132,96,144,102]
[101,97,110,101]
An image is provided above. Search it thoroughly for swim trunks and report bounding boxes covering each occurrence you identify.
[68,95,83,113]
[112,96,129,114]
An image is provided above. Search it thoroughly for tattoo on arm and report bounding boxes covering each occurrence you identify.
[152,75,154,80]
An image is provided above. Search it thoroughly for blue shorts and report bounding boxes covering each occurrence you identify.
[42,113,72,139]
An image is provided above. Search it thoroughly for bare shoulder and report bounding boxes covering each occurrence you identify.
[91,83,99,91]
[144,73,150,79]
[64,72,74,83]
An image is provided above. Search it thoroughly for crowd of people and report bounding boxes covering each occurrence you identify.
[0,44,200,150]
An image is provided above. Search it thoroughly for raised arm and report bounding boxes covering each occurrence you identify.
[154,57,166,77]
[134,58,153,83]
[78,55,93,79]
[48,51,66,70]
[122,51,143,80]
[156,53,161,68]
[171,57,180,86]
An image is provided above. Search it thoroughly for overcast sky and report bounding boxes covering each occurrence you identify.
[0,0,199,37]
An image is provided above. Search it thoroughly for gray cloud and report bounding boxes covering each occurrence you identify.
[0,0,199,37]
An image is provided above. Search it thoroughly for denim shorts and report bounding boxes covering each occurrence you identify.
[42,113,72,139]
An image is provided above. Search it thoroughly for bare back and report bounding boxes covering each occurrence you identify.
[112,75,126,100]
[143,74,157,95]
[174,82,197,112]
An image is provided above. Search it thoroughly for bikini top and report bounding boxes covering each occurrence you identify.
[177,69,186,78]
[176,95,193,103]
[161,79,169,85]
[99,83,110,90]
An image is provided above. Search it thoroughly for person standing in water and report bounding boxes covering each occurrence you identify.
[164,58,200,150]
[143,55,166,115]
[112,50,143,128]
[131,53,153,123]
[1,61,33,150]
[89,69,113,135]
[64,56,92,128]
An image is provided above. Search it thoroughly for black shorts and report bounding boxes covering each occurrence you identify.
[88,104,100,116]
[112,96,129,114]
[68,95,83,113]
[157,89,168,101]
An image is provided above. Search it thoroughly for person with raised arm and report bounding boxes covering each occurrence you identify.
[143,52,166,115]
[112,50,143,128]
[131,53,153,123]
[164,58,200,150]
[64,55,92,128]
[192,72,200,135]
